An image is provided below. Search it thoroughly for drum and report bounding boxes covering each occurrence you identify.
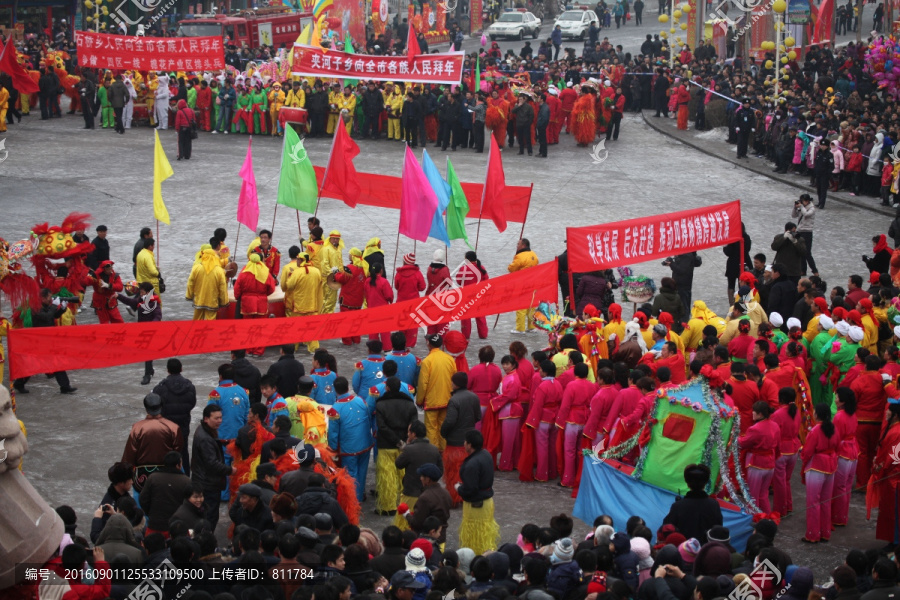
[326,273,343,291]
[279,107,308,127]
[217,288,286,320]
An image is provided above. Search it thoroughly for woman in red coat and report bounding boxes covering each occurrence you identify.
[334,247,368,346]
[424,250,451,335]
[234,253,276,356]
[492,354,523,472]
[739,401,781,513]
[801,403,840,542]
[771,388,801,516]
[174,99,196,160]
[455,251,489,340]
[393,252,426,348]
[363,262,394,348]
[873,400,900,545]
[832,386,859,527]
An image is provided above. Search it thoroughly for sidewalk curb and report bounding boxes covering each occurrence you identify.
[641,111,895,218]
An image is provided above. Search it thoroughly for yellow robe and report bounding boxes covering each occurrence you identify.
[186,258,228,312]
[285,264,324,315]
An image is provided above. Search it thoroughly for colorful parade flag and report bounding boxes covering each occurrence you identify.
[277,126,319,213]
[237,138,260,231]
[481,135,508,232]
[421,149,451,247]
[446,158,471,247]
[320,120,362,207]
[343,34,358,88]
[399,146,438,243]
[152,130,173,225]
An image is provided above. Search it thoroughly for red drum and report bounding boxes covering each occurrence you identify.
[217,289,285,320]
[278,107,308,127]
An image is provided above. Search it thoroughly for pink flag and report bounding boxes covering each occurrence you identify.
[237,138,259,231]
[399,146,438,243]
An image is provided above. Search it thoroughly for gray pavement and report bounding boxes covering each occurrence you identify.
[0,100,892,578]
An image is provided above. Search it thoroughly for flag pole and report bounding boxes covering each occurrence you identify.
[233,225,242,284]
[392,230,401,279]
[475,137,491,252]
[519,183,533,242]
[271,203,279,233]
[296,211,304,245]
[155,220,160,266]
[313,195,322,219]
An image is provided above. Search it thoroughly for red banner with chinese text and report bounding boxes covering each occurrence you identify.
[291,45,464,84]
[73,31,225,72]
[8,261,557,379]
[311,166,531,223]
[566,201,742,272]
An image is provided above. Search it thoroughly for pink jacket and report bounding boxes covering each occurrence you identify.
[584,385,622,439]
[467,362,502,407]
[491,371,521,418]
[792,136,804,165]
[831,143,845,174]
[740,418,781,470]
[556,377,598,428]
[834,409,859,461]
[771,405,801,455]
[801,424,839,474]
[526,377,563,427]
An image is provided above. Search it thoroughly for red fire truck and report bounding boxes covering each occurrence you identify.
[176,7,313,48]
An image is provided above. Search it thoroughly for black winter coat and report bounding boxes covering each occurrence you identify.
[374,390,419,449]
[768,279,798,323]
[440,389,482,447]
[232,357,262,403]
[662,490,723,543]
[169,498,206,531]
[191,423,230,492]
[153,374,197,434]
[139,466,193,531]
[575,274,608,315]
[458,449,494,502]
[295,487,349,528]
[267,355,305,398]
[361,89,384,116]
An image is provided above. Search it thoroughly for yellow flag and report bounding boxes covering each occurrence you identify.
[153,130,173,225]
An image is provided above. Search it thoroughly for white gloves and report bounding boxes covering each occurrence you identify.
[330,266,339,274]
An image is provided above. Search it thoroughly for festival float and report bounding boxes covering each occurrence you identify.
[574,374,758,549]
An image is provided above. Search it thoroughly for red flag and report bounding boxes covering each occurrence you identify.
[407,25,421,64]
[0,37,39,94]
[813,0,833,43]
[320,118,362,207]
[480,135,508,232]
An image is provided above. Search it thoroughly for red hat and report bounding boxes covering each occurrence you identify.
[410,538,433,560]
[658,312,674,327]
[403,253,416,266]
[814,297,830,316]
[870,271,881,285]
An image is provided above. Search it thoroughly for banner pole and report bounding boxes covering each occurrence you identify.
[392,229,401,279]
[296,211,304,247]
[271,203,279,235]
[313,195,321,220]
[155,220,160,266]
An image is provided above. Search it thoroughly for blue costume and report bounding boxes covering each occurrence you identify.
[365,379,416,418]
[352,355,386,396]
[265,391,289,428]
[310,368,337,405]
[207,380,249,441]
[327,393,374,501]
[386,350,421,386]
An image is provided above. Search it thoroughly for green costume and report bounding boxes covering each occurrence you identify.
[210,86,219,132]
[249,88,268,134]
[233,92,251,133]
[809,331,835,406]
[98,85,113,128]
[187,86,197,109]
[773,329,788,350]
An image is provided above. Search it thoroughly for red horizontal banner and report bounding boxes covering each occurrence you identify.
[73,31,225,72]
[566,201,743,272]
[291,45,464,85]
[8,261,557,379]
[312,166,531,224]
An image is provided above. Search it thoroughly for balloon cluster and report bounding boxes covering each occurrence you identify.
[760,0,795,86]
[658,1,692,48]
[865,36,900,99]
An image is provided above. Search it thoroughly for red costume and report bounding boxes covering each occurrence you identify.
[546,93,562,144]
[571,92,597,145]
[558,86,578,132]
[90,261,124,324]
[334,261,367,345]
[728,376,761,434]
[196,84,213,131]
[234,264,276,356]
[852,370,888,487]
[872,419,900,542]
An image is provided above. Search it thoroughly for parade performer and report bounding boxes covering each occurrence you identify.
[185,245,228,320]
[832,387,859,527]
[310,350,338,406]
[90,261,124,324]
[395,253,427,348]
[284,253,323,353]
[739,401,781,513]
[486,89,509,149]
[233,85,252,133]
[247,230,281,281]
[321,231,345,314]
[772,387,801,516]
[99,78,113,129]
[674,81,691,130]
[546,86,562,144]
[249,82,269,134]
[556,363,595,487]
[801,403,839,543]
[417,335,458,451]
[387,332,421,386]
[117,282,161,385]
[456,251,489,341]
[492,355,523,472]
[285,81,305,109]
[327,82,341,135]
[559,82,577,133]
[385,82,404,140]
[363,238,383,274]
[154,73,170,130]
[234,254,276,356]
[852,353,887,488]
[328,377,375,502]
[279,246,303,315]
[572,85,597,147]
[457,430,500,555]
[268,82,286,136]
[336,85,357,134]
[364,264,394,347]
[871,398,900,545]
[334,248,368,345]
[136,238,161,297]
[306,227,325,272]
[227,403,275,499]
[196,80,213,132]
[352,340,387,397]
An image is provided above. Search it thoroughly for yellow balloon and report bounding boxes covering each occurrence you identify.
[101,6,108,14]
[661,31,668,38]
[781,56,788,64]
[683,3,692,10]
[659,13,669,22]
[784,36,795,46]
[765,60,773,68]
[85,15,93,21]
[788,50,797,60]
[84,0,94,8]
[673,9,682,18]
[680,22,687,29]
[670,27,676,32]
[772,0,787,12]
[782,74,789,80]
[775,21,784,31]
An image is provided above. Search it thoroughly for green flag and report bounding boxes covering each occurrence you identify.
[475,55,480,94]
[343,34,358,88]
[446,158,471,248]
[276,126,319,213]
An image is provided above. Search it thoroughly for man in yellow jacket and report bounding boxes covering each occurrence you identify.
[320,230,345,314]
[136,238,161,298]
[186,245,229,320]
[335,85,357,135]
[508,238,539,333]
[416,334,457,451]
[383,82,403,140]
[327,82,341,134]
[284,253,324,353]
[280,245,303,316]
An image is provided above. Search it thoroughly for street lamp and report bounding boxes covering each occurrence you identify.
[772,0,786,96]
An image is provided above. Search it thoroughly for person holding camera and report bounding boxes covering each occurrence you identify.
[791,194,819,277]
[662,252,702,317]
[770,223,807,283]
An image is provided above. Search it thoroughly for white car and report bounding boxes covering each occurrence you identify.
[553,9,599,40]
[487,12,542,40]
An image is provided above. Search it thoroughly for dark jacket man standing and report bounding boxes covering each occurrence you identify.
[191,404,233,528]
[267,344,306,399]
[153,358,197,475]
[139,451,193,534]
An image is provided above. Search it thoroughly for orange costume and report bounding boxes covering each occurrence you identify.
[674,85,691,130]
[486,96,509,148]
[572,92,597,146]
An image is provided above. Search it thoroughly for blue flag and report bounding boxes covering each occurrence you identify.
[421,149,451,247]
